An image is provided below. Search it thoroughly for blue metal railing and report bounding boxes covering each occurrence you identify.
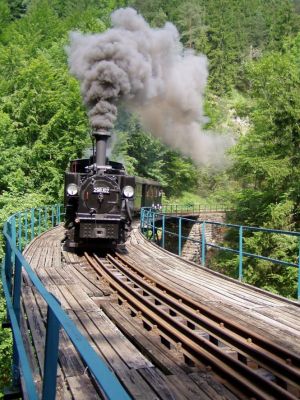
[1,205,131,400]
[140,207,300,300]
[161,203,227,214]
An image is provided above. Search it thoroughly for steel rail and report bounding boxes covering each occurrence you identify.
[106,254,300,387]
[114,253,300,368]
[84,252,298,400]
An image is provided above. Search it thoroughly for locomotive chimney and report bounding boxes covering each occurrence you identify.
[92,130,111,171]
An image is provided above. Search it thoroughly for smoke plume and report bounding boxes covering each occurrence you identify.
[67,7,232,166]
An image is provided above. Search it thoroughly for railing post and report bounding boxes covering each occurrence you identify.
[146,210,149,235]
[144,210,147,236]
[11,216,16,262]
[51,206,54,227]
[42,301,61,400]
[12,257,22,386]
[57,204,61,224]
[201,222,206,266]
[152,211,155,241]
[18,213,22,252]
[31,208,35,241]
[141,209,144,233]
[178,217,182,256]
[162,214,165,249]
[5,223,12,294]
[24,211,28,245]
[239,226,243,281]
[38,208,41,236]
[12,257,22,326]
[45,207,48,229]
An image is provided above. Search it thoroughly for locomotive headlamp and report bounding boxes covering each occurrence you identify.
[67,183,78,196]
[123,185,134,198]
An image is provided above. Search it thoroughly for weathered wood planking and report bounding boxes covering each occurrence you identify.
[100,302,238,400]
[124,226,300,354]
[21,223,300,399]
[24,226,212,399]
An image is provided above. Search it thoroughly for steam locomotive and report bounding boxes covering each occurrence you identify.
[64,130,162,249]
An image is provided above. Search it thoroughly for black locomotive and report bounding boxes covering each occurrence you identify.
[64,130,162,249]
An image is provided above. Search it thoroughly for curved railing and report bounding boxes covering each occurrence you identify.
[1,205,131,400]
[161,203,228,214]
[140,207,300,300]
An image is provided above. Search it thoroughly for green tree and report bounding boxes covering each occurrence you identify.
[212,33,300,298]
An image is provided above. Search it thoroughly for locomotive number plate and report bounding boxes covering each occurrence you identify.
[93,186,110,194]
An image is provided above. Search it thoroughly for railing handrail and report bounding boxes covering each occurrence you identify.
[2,205,131,400]
[160,203,229,213]
[140,207,300,300]
[148,208,300,237]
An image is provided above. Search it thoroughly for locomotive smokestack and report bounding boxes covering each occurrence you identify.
[93,130,111,170]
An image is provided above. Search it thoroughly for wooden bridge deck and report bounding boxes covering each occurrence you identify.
[126,227,300,355]
[21,224,300,399]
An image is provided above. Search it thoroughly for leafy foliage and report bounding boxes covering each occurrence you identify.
[0,288,12,395]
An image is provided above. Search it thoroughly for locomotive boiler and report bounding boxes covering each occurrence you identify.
[64,130,162,249]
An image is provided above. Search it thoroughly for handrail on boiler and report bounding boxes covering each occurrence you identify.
[1,205,131,400]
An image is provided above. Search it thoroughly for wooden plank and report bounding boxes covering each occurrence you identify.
[30,285,86,379]
[55,376,73,400]
[22,269,33,288]
[63,264,106,296]
[67,375,101,400]
[166,374,211,400]
[67,285,100,313]
[117,369,160,400]
[44,247,54,270]
[189,372,239,400]
[44,267,66,286]
[133,227,300,306]
[58,332,86,378]
[36,266,55,287]
[28,247,42,270]
[72,309,132,373]
[68,310,160,399]
[22,286,47,371]
[47,285,71,311]
[52,246,62,269]
[88,310,153,370]
[56,285,82,311]
[138,367,184,400]
[33,291,47,320]
[20,302,41,384]
[73,262,113,296]
[35,246,48,272]
[101,302,194,375]
[256,306,300,330]
[54,267,77,286]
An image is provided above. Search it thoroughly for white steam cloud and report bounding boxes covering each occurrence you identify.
[67,7,232,166]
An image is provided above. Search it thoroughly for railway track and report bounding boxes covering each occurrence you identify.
[84,252,300,400]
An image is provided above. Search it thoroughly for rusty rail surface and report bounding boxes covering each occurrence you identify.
[84,252,300,400]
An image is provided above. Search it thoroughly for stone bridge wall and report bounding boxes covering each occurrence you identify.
[181,212,226,264]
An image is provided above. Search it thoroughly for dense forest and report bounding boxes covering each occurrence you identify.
[0,0,300,393]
